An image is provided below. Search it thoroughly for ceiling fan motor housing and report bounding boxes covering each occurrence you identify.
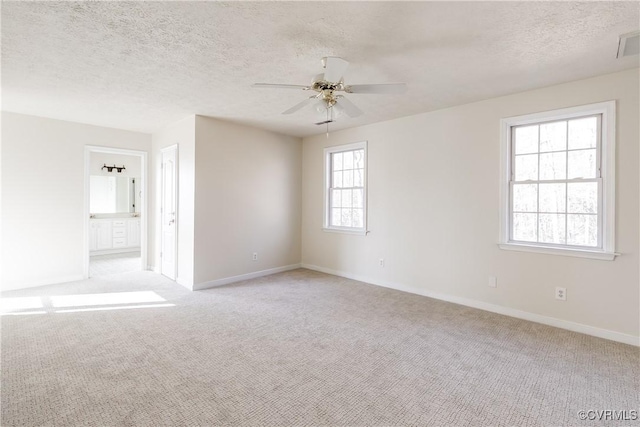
[310,74,345,108]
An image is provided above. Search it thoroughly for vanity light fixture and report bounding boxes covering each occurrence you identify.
[101,164,126,173]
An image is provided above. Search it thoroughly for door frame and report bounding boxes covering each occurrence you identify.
[160,144,179,281]
[83,145,148,279]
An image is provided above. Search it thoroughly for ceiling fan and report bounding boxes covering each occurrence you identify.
[253,57,406,125]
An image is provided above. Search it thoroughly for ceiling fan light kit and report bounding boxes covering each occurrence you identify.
[253,56,407,132]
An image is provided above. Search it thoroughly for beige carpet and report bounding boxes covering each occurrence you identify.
[90,251,142,277]
[1,269,638,426]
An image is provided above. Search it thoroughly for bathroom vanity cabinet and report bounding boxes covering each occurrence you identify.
[89,218,141,254]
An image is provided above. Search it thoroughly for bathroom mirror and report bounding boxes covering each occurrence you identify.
[90,176,140,214]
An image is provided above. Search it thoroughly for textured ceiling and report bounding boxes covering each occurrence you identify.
[2,1,639,137]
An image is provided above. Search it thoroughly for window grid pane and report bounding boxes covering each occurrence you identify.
[329,148,365,229]
[510,115,601,248]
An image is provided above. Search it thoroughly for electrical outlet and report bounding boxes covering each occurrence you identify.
[488,276,497,288]
[252,252,258,261]
[555,287,566,301]
[379,258,385,267]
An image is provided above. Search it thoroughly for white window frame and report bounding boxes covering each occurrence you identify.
[323,141,368,235]
[499,101,616,260]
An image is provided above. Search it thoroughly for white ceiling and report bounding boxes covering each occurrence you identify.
[2,1,638,138]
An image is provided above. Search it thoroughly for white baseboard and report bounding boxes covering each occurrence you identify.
[301,263,639,347]
[1,274,85,292]
[90,247,140,256]
[147,265,159,273]
[193,264,302,291]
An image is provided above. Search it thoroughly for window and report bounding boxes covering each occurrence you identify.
[324,141,367,234]
[499,102,616,260]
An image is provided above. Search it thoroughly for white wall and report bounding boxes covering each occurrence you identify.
[193,116,302,288]
[1,112,151,291]
[302,68,639,343]
[150,115,196,288]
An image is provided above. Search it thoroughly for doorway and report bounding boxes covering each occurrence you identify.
[84,146,148,278]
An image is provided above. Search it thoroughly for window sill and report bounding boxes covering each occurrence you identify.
[498,243,618,261]
[322,227,368,236]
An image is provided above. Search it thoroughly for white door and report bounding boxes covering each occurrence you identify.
[161,146,178,280]
[96,221,112,250]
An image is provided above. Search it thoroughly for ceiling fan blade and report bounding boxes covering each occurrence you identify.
[322,57,349,83]
[346,83,407,94]
[253,83,310,90]
[282,97,317,115]
[336,96,363,118]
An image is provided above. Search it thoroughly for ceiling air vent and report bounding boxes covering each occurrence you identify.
[617,31,640,58]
